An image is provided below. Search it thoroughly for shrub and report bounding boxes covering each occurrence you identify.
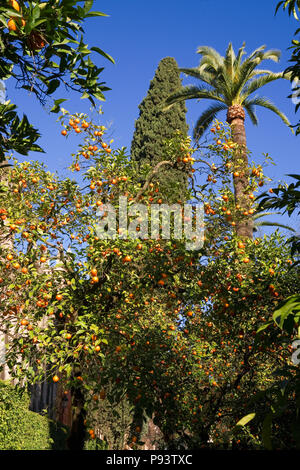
[0,380,68,450]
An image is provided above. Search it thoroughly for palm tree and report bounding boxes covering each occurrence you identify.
[164,43,291,239]
[253,211,296,234]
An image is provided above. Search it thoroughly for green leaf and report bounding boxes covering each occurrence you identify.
[32,5,41,21]
[85,11,108,18]
[47,79,60,95]
[50,98,67,113]
[256,321,273,334]
[273,294,300,333]
[236,413,256,427]
[83,0,93,14]
[91,47,115,64]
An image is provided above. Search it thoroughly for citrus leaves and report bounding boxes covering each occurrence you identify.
[236,412,256,427]
[276,0,300,20]
[0,102,43,161]
[0,0,113,103]
[0,0,113,161]
[273,294,300,334]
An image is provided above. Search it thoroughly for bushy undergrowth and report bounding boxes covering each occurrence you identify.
[0,380,68,450]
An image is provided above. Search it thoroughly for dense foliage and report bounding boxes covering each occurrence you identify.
[0,380,68,449]
[0,113,299,449]
[0,0,299,452]
[131,57,189,202]
[0,0,113,162]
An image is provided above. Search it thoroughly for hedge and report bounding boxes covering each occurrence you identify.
[0,380,68,450]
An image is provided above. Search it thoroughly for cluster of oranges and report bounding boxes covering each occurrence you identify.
[61,118,92,136]
[7,0,46,50]
[7,0,25,32]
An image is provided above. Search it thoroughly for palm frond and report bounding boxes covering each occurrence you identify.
[234,46,280,94]
[245,45,267,62]
[251,69,280,76]
[179,67,215,87]
[260,49,281,63]
[254,220,296,231]
[241,72,286,100]
[163,85,225,111]
[253,211,296,232]
[243,101,259,125]
[254,211,282,219]
[196,46,224,71]
[244,95,291,127]
[234,42,246,68]
[193,103,227,140]
[224,42,236,79]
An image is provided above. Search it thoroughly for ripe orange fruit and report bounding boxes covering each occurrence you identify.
[9,0,20,12]
[6,254,13,261]
[53,375,59,383]
[7,18,17,31]
[61,129,67,136]
[56,294,63,301]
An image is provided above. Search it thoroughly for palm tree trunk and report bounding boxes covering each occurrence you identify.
[227,105,253,239]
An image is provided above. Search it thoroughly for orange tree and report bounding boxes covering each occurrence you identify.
[0,0,113,162]
[128,122,300,449]
[0,114,299,450]
[0,110,201,448]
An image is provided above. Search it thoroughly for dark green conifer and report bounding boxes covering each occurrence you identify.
[131,57,189,202]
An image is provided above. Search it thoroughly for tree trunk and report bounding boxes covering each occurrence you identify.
[66,384,87,450]
[227,105,253,239]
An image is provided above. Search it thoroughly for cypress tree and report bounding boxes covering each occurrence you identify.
[131,57,189,202]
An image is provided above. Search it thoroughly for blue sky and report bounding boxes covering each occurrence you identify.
[5,0,300,233]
